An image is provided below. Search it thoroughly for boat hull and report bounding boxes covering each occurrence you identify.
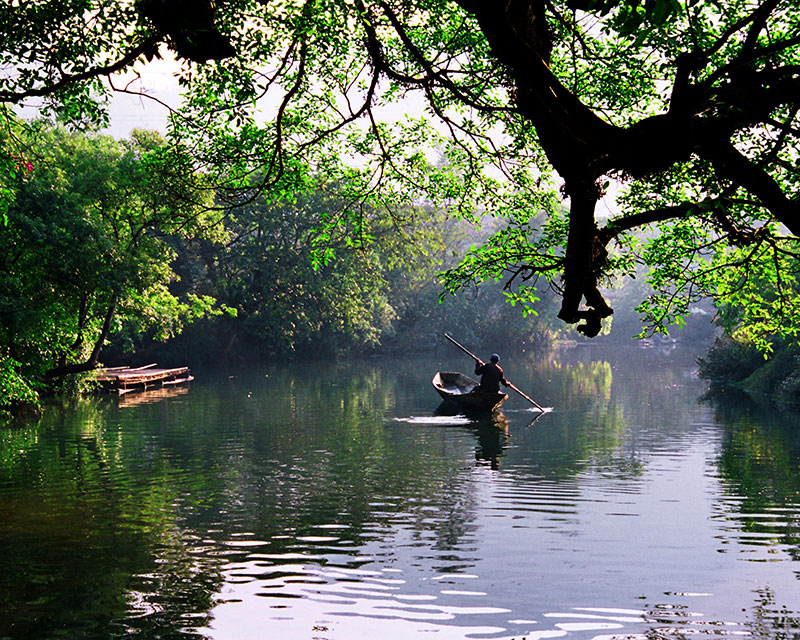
[432,371,508,413]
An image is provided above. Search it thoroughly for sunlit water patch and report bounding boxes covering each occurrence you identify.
[393,415,476,426]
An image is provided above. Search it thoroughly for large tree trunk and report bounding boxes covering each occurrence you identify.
[456,1,619,331]
[557,181,613,337]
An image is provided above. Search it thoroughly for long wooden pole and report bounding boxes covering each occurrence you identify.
[443,333,482,362]
[505,381,545,413]
[444,334,545,412]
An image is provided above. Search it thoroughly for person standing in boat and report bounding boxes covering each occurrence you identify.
[474,353,509,393]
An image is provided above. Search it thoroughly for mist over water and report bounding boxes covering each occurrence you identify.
[2,345,799,639]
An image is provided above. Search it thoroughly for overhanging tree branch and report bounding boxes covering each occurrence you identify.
[599,203,697,244]
[0,36,161,103]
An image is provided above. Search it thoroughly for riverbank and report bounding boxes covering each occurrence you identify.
[698,337,800,411]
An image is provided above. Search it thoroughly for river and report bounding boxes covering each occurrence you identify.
[1,344,799,639]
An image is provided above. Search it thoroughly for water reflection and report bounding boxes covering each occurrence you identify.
[118,384,190,408]
[427,402,511,469]
[705,388,800,563]
[1,348,800,639]
[0,398,225,639]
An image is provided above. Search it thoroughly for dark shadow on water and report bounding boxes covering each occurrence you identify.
[699,384,761,412]
[434,401,509,469]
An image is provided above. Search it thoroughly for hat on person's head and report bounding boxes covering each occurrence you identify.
[490,353,499,362]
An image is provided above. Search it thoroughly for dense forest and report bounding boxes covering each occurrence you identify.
[2,120,719,412]
[4,1,800,410]
[1,121,572,410]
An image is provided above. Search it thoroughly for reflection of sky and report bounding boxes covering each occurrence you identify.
[202,400,800,640]
[6,351,799,639]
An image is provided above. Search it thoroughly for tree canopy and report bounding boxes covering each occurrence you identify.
[3,0,800,345]
[1,121,563,410]
[0,123,232,407]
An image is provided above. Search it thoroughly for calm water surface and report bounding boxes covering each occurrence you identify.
[2,345,800,640]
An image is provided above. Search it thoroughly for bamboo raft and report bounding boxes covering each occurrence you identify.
[97,363,193,394]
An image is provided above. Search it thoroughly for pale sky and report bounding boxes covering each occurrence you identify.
[105,58,181,137]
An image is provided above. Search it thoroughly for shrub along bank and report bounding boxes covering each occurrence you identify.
[698,338,800,411]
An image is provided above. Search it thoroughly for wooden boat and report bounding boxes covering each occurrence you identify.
[432,371,508,413]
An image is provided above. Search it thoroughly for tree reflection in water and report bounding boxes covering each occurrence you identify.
[2,350,800,639]
[705,388,800,562]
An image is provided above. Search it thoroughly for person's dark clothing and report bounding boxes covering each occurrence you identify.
[474,361,508,393]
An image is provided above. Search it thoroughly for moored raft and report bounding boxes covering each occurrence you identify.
[432,371,508,413]
[97,363,193,394]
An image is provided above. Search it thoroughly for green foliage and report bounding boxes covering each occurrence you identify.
[160,178,406,359]
[0,353,40,413]
[0,121,228,404]
[2,115,561,394]
[0,107,31,226]
[620,173,800,350]
[384,215,561,353]
[131,171,559,363]
[742,348,800,397]
[697,337,768,385]
[162,0,800,345]
[0,0,144,125]
[4,0,800,359]
[698,336,800,409]
[713,240,800,353]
